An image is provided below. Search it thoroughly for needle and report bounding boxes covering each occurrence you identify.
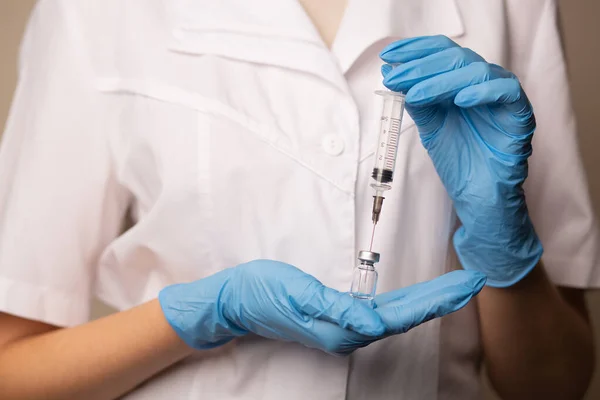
[369,223,377,251]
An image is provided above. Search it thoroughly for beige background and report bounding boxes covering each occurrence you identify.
[1,1,599,398]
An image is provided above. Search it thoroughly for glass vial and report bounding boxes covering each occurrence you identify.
[350,250,380,307]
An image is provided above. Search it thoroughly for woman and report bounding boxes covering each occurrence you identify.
[0,0,597,399]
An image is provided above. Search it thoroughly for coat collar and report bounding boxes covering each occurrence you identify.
[334,0,465,73]
[168,0,465,92]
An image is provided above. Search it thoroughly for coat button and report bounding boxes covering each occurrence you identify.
[321,134,345,156]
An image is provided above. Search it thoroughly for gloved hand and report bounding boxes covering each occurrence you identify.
[159,259,486,355]
[380,35,543,287]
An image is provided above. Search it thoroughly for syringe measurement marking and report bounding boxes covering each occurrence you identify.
[383,118,401,170]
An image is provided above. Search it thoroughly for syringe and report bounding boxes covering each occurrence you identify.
[369,91,406,239]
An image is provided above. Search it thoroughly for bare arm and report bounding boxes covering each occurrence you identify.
[0,300,204,400]
[479,264,595,400]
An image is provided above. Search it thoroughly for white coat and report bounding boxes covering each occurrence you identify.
[0,0,598,399]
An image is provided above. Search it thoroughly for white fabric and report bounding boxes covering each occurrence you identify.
[0,0,598,399]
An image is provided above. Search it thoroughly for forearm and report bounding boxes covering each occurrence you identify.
[478,264,594,400]
[0,300,197,400]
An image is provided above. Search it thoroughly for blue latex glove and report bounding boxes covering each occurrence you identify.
[159,260,486,355]
[380,35,543,287]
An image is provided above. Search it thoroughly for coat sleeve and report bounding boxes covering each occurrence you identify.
[520,0,600,287]
[0,0,130,326]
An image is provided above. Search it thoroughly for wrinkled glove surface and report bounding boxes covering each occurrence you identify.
[381,35,543,287]
[159,259,485,354]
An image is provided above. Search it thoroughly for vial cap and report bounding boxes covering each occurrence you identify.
[358,250,380,264]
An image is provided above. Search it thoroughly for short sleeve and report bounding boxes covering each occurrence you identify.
[521,0,600,287]
[0,0,129,326]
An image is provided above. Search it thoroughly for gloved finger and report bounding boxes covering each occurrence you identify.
[455,77,521,107]
[292,282,385,337]
[455,78,535,122]
[380,35,460,64]
[381,63,393,77]
[374,270,485,307]
[374,271,486,334]
[382,47,484,93]
[404,62,514,106]
[455,78,536,142]
[308,319,377,356]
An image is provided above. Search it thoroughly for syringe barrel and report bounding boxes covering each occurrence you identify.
[372,90,406,187]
